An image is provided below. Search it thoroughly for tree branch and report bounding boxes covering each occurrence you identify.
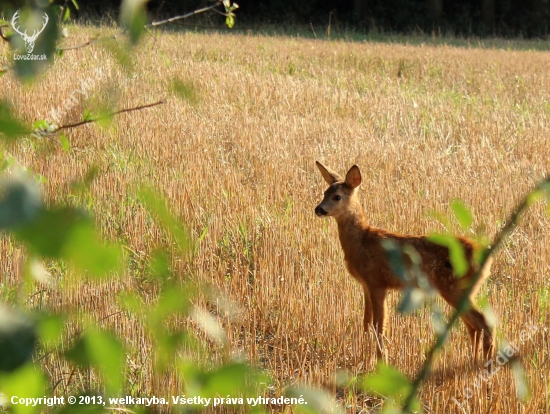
[56,99,166,131]
[145,2,226,27]
[57,1,227,52]
[401,174,550,412]
[57,33,122,51]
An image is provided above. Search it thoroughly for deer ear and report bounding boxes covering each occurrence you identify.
[345,165,361,189]
[316,161,343,185]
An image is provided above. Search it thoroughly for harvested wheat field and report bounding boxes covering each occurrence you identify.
[2,25,550,413]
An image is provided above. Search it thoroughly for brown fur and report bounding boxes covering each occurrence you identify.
[314,161,493,360]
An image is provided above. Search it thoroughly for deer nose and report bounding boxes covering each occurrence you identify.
[315,206,327,216]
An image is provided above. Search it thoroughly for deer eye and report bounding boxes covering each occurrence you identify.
[333,195,341,201]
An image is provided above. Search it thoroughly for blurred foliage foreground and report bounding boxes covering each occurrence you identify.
[0,1,549,413]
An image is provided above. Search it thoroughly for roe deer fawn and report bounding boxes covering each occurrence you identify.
[314,161,493,360]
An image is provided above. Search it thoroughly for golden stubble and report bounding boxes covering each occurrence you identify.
[1,27,549,412]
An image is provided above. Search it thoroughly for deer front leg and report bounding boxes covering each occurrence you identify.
[363,285,388,360]
[362,285,373,330]
[362,285,379,360]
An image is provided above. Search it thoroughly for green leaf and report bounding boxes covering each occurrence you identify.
[0,307,37,373]
[431,308,446,337]
[137,187,191,255]
[59,133,71,151]
[398,287,425,314]
[182,362,267,401]
[14,207,88,258]
[477,295,497,328]
[86,329,125,394]
[118,292,144,317]
[511,359,530,401]
[0,178,42,231]
[362,362,411,399]
[32,119,50,131]
[148,285,193,327]
[223,0,240,12]
[194,223,209,255]
[190,306,226,345]
[82,109,94,122]
[170,79,198,104]
[65,329,125,394]
[428,233,468,276]
[0,101,30,140]
[35,313,64,348]
[149,249,170,280]
[427,209,451,232]
[285,385,343,414]
[120,0,148,44]
[63,7,70,22]
[96,106,114,128]
[223,0,238,28]
[451,199,473,229]
[105,41,134,74]
[526,189,543,207]
[0,364,46,414]
[226,14,235,29]
[202,363,250,396]
[62,222,123,278]
[11,200,121,277]
[64,336,91,366]
[381,239,409,283]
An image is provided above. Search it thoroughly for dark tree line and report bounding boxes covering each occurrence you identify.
[234,0,548,36]
[2,0,549,37]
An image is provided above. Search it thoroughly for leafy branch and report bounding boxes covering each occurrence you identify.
[400,174,550,412]
[57,0,238,51]
[145,0,238,28]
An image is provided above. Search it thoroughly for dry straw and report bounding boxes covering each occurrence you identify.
[2,27,550,412]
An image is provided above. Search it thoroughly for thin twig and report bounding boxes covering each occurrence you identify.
[172,22,256,31]
[57,99,166,130]
[401,174,550,412]
[57,1,226,51]
[145,2,225,27]
[57,33,122,51]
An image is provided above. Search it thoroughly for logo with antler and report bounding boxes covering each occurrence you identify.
[11,10,49,54]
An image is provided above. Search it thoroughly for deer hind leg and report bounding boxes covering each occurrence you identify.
[436,283,493,359]
[460,307,493,359]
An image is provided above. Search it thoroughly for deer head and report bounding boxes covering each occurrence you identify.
[11,10,49,54]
